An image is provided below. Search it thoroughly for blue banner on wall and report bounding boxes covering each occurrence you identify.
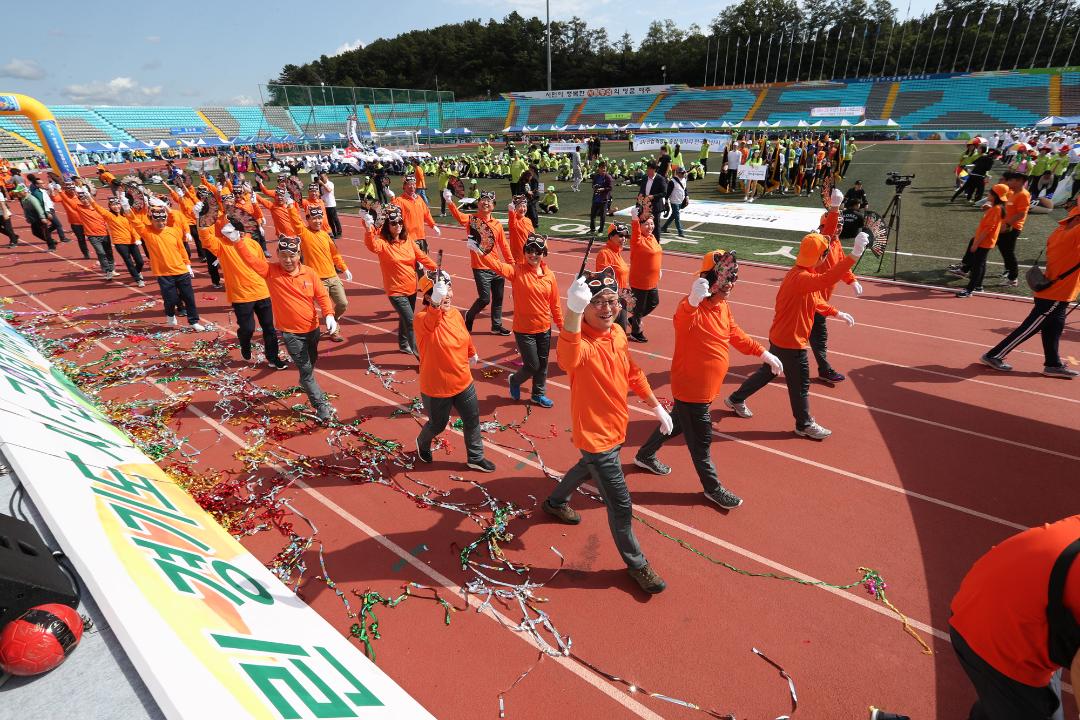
[170,126,207,135]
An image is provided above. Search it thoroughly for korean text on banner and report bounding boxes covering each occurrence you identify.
[0,318,434,720]
[809,106,866,117]
[736,165,768,181]
[632,133,729,152]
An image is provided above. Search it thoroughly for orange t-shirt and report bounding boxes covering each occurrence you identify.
[447,204,513,272]
[414,306,477,398]
[198,228,270,304]
[392,193,436,244]
[507,211,535,265]
[51,190,85,228]
[234,239,332,333]
[301,197,331,233]
[362,224,436,297]
[670,297,764,403]
[768,246,856,349]
[817,234,856,303]
[950,515,1080,687]
[169,187,197,225]
[90,204,135,244]
[557,322,655,453]
[628,216,662,290]
[414,165,426,189]
[1035,218,1080,303]
[492,258,564,334]
[288,205,347,279]
[595,240,630,288]
[1004,187,1031,232]
[974,204,1005,250]
[137,224,190,276]
[75,202,108,237]
[254,191,294,236]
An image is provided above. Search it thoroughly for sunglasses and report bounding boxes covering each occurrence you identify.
[388,220,403,226]
[589,297,620,309]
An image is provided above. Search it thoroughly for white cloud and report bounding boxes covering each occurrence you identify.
[63,77,163,105]
[332,39,365,55]
[145,35,161,43]
[231,95,257,106]
[0,58,46,81]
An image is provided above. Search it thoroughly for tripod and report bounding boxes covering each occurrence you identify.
[876,184,907,278]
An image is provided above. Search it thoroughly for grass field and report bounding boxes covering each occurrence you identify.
[329,141,1062,298]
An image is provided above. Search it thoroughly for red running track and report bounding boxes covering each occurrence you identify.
[1,204,1077,719]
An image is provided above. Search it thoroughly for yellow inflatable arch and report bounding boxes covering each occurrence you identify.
[0,93,78,177]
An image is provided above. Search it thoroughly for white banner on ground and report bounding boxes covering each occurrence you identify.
[737,165,768,180]
[0,320,433,720]
[509,84,673,100]
[810,106,866,117]
[632,133,731,152]
[187,158,219,173]
[548,142,582,154]
[615,199,822,232]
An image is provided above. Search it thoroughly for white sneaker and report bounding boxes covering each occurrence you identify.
[136,279,145,287]
[795,422,832,440]
[167,315,178,326]
[724,396,753,418]
[191,323,207,332]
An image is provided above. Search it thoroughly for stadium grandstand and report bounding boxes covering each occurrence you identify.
[1,69,1078,160]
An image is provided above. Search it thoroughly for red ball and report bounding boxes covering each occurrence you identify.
[0,604,84,676]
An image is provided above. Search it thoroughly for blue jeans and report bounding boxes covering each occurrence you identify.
[281,329,327,410]
[661,203,683,236]
[156,273,198,324]
[417,384,484,463]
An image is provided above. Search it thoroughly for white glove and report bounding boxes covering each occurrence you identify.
[432,225,441,236]
[221,223,241,242]
[852,280,864,296]
[851,232,869,258]
[343,269,353,282]
[835,311,855,327]
[652,404,674,435]
[688,277,710,307]
[430,280,449,306]
[630,204,640,218]
[192,201,203,215]
[761,350,783,376]
[187,265,195,277]
[360,212,373,229]
[467,239,482,254]
[325,315,338,335]
[184,232,193,243]
[469,353,480,368]
[507,202,515,214]
[134,239,142,247]
[567,276,592,314]
[442,189,452,202]
[385,188,395,199]
[120,195,131,210]
[830,188,844,208]
[284,195,294,206]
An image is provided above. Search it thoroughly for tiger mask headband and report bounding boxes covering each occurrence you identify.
[699,249,739,296]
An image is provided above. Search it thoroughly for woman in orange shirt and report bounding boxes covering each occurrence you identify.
[956,183,1009,298]
[478,233,564,408]
[627,203,663,343]
[413,269,495,473]
[361,206,436,355]
[595,222,631,330]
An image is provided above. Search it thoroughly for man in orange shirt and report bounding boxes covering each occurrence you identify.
[391,174,440,259]
[981,206,1080,378]
[595,223,631,331]
[286,201,351,342]
[634,250,781,509]
[231,233,338,423]
[85,193,142,285]
[506,195,534,264]
[136,205,206,330]
[949,515,1080,719]
[413,269,495,473]
[51,180,92,260]
[627,203,663,343]
[201,214,286,369]
[996,170,1032,288]
[412,159,428,204]
[443,188,514,335]
[478,233,563,407]
[71,188,116,280]
[726,231,868,440]
[541,266,673,594]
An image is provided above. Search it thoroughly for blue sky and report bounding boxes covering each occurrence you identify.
[5,0,937,106]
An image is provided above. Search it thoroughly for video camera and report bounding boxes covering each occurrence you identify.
[885,171,914,191]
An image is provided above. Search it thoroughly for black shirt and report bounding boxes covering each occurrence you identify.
[839,208,865,239]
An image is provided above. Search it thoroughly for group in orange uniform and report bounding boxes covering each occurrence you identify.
[810,190,863,383]
[443,188,514,335]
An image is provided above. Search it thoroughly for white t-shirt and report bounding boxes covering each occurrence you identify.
[668,177,686,205]
[727,149,742,168]
[320,179,336,208]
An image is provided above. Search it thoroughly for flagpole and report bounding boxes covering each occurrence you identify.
[796,28,809,82]
[907,16,925,75]
[831,25,844,79]
[1067,20,1080,67]
[883,18,897,76]
[894,0,913,76]
[753,34,763,84]
[1015,12,1035,70]
[1048,1,1067,67]
[763,33,774,86]
[856,24,868,78]
[785,25,797,82]
[982,9,1003,71]
[870,22,884,76]
[967,10,986,72]
[1033,6,1053,68]
[704,36,711,86]
[843,24,857,78]
[714,34,722,85]
[924,17,940,75]
[998,8,1020,71]
[723,34,730,86]
[937,16,952,73]
[775,30,786,83]
[951,13,969,72]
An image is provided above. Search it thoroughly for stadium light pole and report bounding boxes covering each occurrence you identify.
[546,0,552,93]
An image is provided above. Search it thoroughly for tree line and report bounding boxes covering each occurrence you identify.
[269,2,1078,102]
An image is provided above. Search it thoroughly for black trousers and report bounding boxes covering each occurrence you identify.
[700,157,708,173]
[114,243,144,280]
[589,202,607,233]
[325,206,342,238]
[511,330,551,396]
[730,344,813,429]
[727,169,738,188]
[637,399,722,493]
[964,247,991,291]
[628,287,660,334]
[71,223,89,258]
[996,228,1020,281]
[234,297,279,361]
[46,211,67,243]
[188,223,203,260]
[986,298,1070,368]
[809,312,834,374]
[2,215,19,244]
[466,269,505,330]
[389,293,417,350]
[85,235,115,274]
[950,626,1063,720]
[157,274,199,324]
[417,384,485,463]
[30,219,55,248]
[952,174,986,202]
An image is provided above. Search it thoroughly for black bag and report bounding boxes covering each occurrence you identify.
[1026,250,1080,292]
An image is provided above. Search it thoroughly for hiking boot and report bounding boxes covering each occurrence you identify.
[704,486,743,509]
[491,326,511,336]
[819,369,846,383]
[315,403,335,424]
[415,436,433,463]
[542,499,580,525]
[268,357,288,370]
[1043,365,1079,378]
[530,394,554,408]
[795,422,832,440]
[724,396,752,418]
[509,376,521,401]
[466,458,497,473]
[634,455,671,476]
[979,354,1012,372]
[240,342,252,361]
[628,331,647,343]
[628,564,667,594]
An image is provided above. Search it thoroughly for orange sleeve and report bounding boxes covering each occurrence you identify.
[494,223,512,263]
[423,203,435,229]
[489,256,514,279]
[556,330,587,372]
[729,312,765,357]
[286,203,303,234]
[415,245,437,271]
[312,268,334,316]
[549,274,564,331]
[200,175,222,203]
[234,234,271,278]
[329,237,347,273]
[254,193,273,210]
[361,223,385,254]
[447,202,470,227]
[790,255,856,294]
[814,294,838,317]
[199,226,222,256]
[627,355,655,406]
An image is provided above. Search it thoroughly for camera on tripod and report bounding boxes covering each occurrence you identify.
[885,171,914,191]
